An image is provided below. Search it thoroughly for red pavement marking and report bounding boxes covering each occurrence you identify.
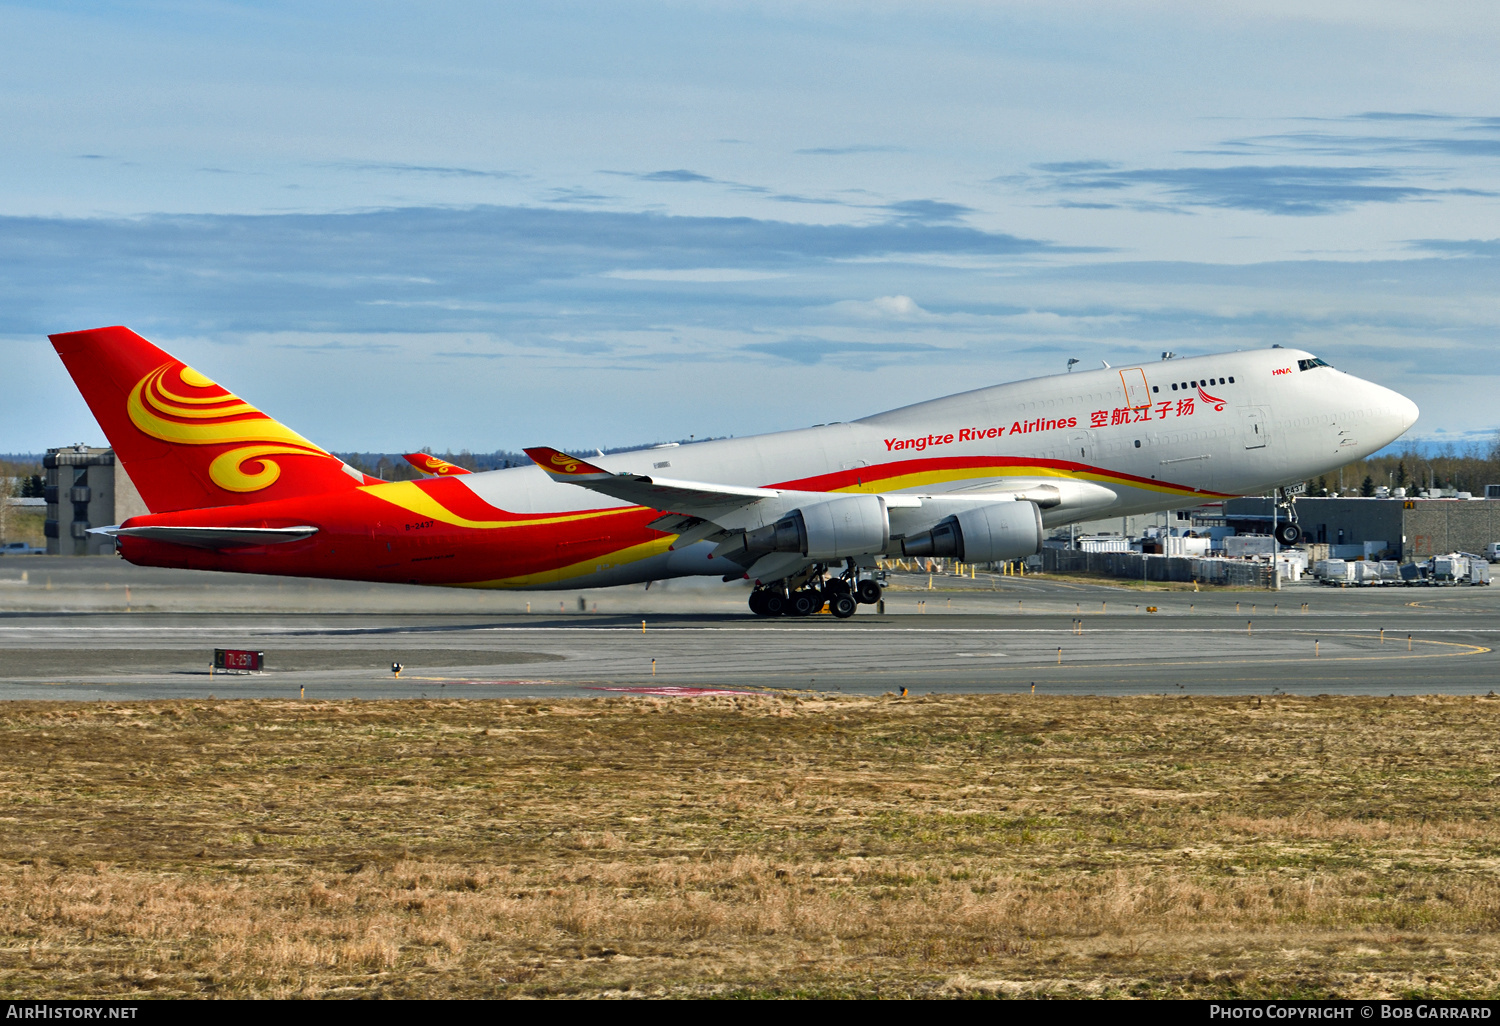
[585,686,763,697]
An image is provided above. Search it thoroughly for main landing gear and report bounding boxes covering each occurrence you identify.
[748,561,883,619]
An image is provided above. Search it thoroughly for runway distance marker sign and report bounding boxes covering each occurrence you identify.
[213,648,264,672]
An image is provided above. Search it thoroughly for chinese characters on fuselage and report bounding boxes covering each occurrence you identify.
[882,384,1227,454]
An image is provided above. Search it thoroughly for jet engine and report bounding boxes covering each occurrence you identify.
[900,500,1043,563]
[733,493,890,561]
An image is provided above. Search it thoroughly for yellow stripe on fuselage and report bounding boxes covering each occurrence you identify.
[361,480,647,530]
[455,535,675,589]
[834,463,1220,499]
[375,460,1216,590]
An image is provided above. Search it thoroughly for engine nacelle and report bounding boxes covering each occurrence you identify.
[900,500,1043,562]
[741,493,890,560]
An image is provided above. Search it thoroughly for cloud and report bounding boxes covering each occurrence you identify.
[602,168,774,195]
[829,295,929,320]
[1347,112,1461,123]
[1405,238,1500,257]
[1032,160,1116,173]
[602,168,860,207]
[545,186,616,205]
[337,161,519,180]
[11,206,1500,450]
[1201,113,1500,159]
[629,169,716,183]
[1211,132,1500,159]
[768,193,853,207]
[1034,163,1487,215]
[601,268,786,282]
[884,199,973,224]
[794,145,904,155]
[0,204,1060,338]
[740,336,944,365]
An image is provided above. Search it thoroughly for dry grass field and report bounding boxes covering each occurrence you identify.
[3,693,1500,999]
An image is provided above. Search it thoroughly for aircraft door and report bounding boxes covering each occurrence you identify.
[1240,406,1269,449]
[1068,430,1095,467]
[1119,368,1151,408]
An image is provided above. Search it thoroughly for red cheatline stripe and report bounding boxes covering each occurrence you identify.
[774,454,1232,498]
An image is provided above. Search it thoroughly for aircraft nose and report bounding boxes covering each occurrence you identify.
[1389,388,1419,435]
[1371,383,1419,446]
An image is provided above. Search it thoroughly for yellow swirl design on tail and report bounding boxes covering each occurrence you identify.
[208,445,324,492]
[127,362,333,493]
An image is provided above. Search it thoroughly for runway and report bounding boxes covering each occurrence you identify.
[1,557,1496,699]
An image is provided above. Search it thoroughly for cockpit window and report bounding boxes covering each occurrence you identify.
[1298,357,1332,371]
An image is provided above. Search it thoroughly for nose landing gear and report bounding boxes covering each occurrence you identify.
[1273,484,1304,546]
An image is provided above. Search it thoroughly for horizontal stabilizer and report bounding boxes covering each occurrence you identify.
[524,446,780,521]
[403,453,472,476]
[93,525,319,550]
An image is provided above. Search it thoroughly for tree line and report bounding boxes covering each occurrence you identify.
[1307,438,1500,498]
[0,459,44,499]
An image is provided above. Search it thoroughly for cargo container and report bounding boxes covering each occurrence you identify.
[1225,535,1276,557]
[1314,559,1352,583]
[1433,556,1469,582]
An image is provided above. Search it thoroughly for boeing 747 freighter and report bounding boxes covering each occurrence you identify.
[50,326,1417,618]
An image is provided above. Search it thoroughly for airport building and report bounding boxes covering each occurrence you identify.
[1065,496,1500,563]
[43,446,148,556]
[1223,496,1500,562]
[1043,494,1500,587]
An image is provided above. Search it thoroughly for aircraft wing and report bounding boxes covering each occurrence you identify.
[523,446,783,524]
[524,446,1119,575]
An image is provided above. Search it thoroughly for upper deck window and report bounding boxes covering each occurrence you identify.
[1297,357,1332,371]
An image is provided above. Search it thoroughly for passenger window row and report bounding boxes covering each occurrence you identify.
[1152,376,1233,394]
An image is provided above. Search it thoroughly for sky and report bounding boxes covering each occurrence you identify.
[4,1,1500,454]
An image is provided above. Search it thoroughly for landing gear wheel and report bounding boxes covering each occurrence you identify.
[748,590,772,616]
[824,577,851,597]
[762,591,787,616]
[1274,522,1301,546]
[829,594,857,618]
[855,579,882,605]
[788,590,819,617]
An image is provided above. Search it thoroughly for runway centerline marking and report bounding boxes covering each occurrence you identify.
[6,625,1500,638]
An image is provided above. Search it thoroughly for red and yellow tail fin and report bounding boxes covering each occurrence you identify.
[49,326,372,513]
[523,446,614,483]
[403,452,473,476]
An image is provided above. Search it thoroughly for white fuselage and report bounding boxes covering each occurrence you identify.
[453,347,1418,588]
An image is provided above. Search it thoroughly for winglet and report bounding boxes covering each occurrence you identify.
[523,446,615,483]
[403,452,472,476]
